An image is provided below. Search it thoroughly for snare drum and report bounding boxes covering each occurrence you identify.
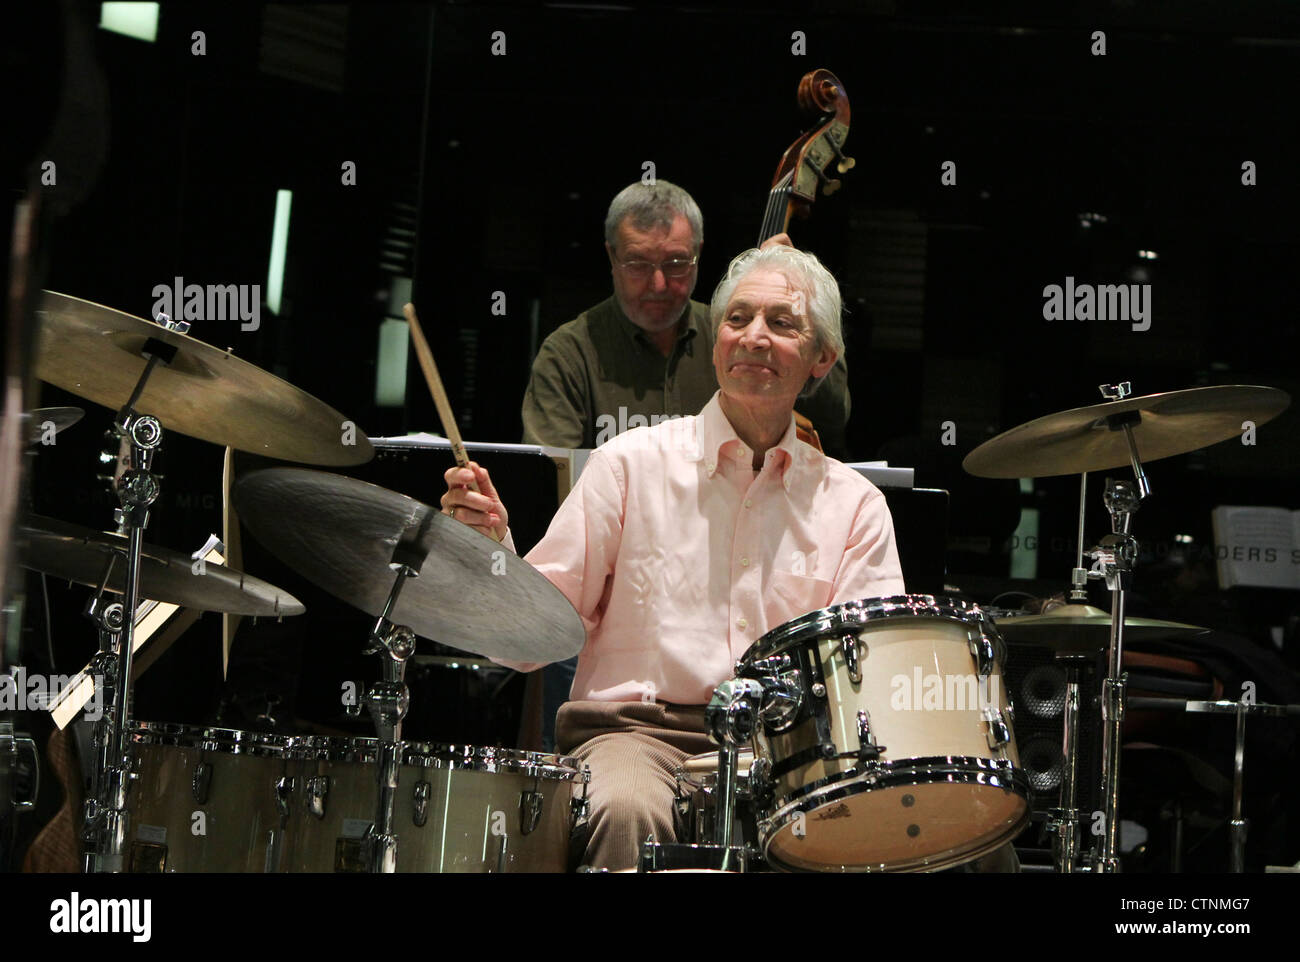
[279,739,587,872]
[737,595,1029,872]
[125,722,293,872]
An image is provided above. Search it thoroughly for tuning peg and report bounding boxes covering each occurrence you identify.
[822,178,842,197]
[825,134,855,174]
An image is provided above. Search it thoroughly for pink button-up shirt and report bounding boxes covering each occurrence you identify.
[502,392,905,705]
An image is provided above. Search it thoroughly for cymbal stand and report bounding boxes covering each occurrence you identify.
[1085,381,1148,873]
[1229,701,1247,872]
[361,547,420,874]
[1069,472,1089,602]
[82,328,177,871]
[1045,653,1087,873]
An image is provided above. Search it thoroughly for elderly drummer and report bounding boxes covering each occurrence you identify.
[442,245,905,870]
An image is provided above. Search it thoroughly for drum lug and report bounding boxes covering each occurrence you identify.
[970,628,996,677]
[571,766,592,830]
[983,707,1011,750]
[274,775,296,820]
[411,778,430,827]
[519,788,544,836]
[307,775,330,820]
[856,710,885,762]
[191,760,212,805]
[841,634,862,685]
[748,756,773,803]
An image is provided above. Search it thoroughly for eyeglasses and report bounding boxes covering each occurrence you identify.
[616,254,698,279]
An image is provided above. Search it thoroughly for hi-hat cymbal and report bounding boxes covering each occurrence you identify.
[19,515,304,617]
[995,604,1208,653]
[34,291,373,466]
[233,468,585,663]
[963,385,1290,479]
[25,407,83,445]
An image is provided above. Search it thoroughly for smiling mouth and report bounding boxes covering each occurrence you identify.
[731,362,775,374]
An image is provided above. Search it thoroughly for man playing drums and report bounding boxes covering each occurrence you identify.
[443,245,904,870]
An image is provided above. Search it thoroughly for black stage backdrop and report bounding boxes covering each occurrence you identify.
[9,1,1300,878]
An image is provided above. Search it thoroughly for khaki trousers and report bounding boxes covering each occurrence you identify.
[556,700,713,871]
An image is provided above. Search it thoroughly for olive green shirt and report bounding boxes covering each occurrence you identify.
[521,297,851,455]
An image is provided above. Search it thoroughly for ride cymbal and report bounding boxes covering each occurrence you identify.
[233,468,585,663]
[34,291,373,466]
[963,385,1290,479]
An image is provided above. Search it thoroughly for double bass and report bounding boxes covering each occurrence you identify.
[763,69,855,451]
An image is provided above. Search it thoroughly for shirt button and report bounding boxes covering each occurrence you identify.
[744,499,752,508]
[707,462,715,473]
[740,557,750,567]
[737,617,748,630]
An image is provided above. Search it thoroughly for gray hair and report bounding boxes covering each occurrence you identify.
[709,246,844,397]
[604,179,703,253]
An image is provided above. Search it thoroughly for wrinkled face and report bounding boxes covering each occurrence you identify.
[607,213,698,333]
[713,269,835,408]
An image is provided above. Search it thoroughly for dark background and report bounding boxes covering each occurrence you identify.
[7,1,1300,871]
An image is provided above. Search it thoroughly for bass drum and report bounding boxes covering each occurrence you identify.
[279,738,588,873]
[125,722,293,872]
[737,595,1029,872]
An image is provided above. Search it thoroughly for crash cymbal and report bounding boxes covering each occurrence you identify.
[995,604,1208,652]
[233,468,585,663]
[19,515,304,617]
[25,407,83,445]
[34,291,373,466]
[963,385,1290,479]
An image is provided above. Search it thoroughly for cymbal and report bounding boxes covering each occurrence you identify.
[34,291,373,466]
[963,385,1290,479]
[233,468,585,663]
[995,604,1208,652]
[26,407,83,445]
[19,515,304,617]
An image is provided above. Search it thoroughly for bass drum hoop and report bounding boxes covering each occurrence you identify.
[128,720,292,758]
[285,736,586,782]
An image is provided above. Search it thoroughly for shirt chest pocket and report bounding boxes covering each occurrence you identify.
[764,569,834,629]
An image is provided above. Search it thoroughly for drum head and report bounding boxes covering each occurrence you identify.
[762,761,1028,872]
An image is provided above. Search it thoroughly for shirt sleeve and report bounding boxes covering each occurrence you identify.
[830,487,907,604]
[490,449,624,672]
[521,328,589,448]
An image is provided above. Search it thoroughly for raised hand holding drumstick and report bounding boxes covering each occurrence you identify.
[402,301,510,542]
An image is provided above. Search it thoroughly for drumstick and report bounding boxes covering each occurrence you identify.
[402,302,480,496]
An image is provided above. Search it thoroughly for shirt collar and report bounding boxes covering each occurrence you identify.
[610,296,701,350]
[694,392,825,490]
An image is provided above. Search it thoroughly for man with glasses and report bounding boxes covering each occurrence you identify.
[521,180,853,756]
[521,179,850,455]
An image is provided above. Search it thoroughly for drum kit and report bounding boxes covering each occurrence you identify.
[642,381,1295,873]
[21,291,589,874]
[13,290,1297,873]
